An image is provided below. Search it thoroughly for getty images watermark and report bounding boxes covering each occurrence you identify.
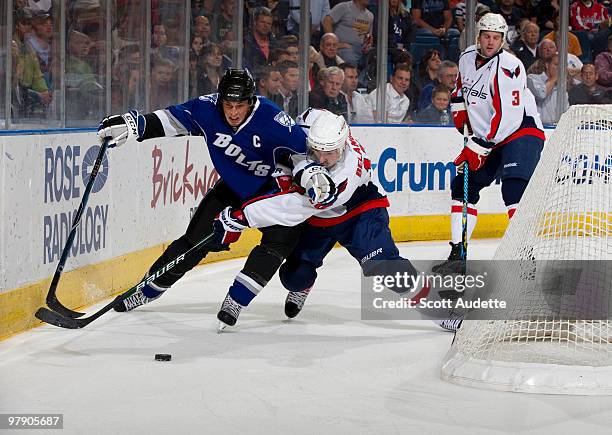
[360,260,508,321]
[361,260,612,321]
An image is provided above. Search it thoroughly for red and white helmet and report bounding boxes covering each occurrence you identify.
[476,13,508,53]
[297,108,349,154]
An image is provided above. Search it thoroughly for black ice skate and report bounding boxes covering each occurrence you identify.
[217,294,244,332]
[114,281,166,312]
[284,287,312,319]
[431,242,465,276]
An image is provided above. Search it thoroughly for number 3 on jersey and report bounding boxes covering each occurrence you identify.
[511,90,520,106]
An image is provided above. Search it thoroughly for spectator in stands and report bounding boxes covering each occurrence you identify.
[309,66,349,120]
[569,63,610,104]
[287,0,331,47]
[111,44,144,112]
[273,60,300,118]
[322,0,374,66]
[150,57,178,109]
[278,35,300,63]
[12,9,52,117]
[417,49,442,89]
[536,0,559,32]
[492,0,523,41]
[192,15,214,47]
[192,0,217,22]
[340,62,374,123]
[243,7,278,71]
[532,38,583,82]
[459,3,490,50]
[311,33,345,82]
[418,60,457,111]
[527,54,569,125]
[25,10,54,89]
[454,3,466,34]
[411,0,459,41]
[66,30,103,119]
[595,34,612,87]
[543,11,583,58]
[151,23,180,64]
[269,48,291,65]
[191,35,205,58]
[197,43,224,95]
[215,0,235,42]
[256,65,283,99]
[367,62,412,124]
[373,0,413,51]
[511,21,539,71]
[513,0,535,19]
[413,85,452,125]
[570,0,609,33]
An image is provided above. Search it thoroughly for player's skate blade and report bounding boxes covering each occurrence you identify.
[284,287,312,319]
[217,294,243,332]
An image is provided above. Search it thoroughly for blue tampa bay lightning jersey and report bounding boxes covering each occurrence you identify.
[152,95,307,200]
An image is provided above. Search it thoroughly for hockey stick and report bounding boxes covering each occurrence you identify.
[460,127,469,275]
[35,230,217,329]
[43,139,110,318]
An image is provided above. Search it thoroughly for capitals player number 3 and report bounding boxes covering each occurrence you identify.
[212,133,271,176]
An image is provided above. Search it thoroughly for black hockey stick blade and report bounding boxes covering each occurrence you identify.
[35,230,218,329]
[43,139,110,318]
[35,292,125,329]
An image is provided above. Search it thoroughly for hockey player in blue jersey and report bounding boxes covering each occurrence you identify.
[212,109,436,322]
[97,69,337,327]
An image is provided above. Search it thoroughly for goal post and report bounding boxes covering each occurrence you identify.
[441,105,612,395]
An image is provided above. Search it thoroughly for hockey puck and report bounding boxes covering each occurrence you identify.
[154,353,172,361]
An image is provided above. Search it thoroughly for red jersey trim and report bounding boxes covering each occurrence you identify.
[487,71,502,141]
[307,197,390,227]
[497,127,545,147]
[451,205,478,216]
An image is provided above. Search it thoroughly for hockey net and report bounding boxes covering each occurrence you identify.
[441,105,612,395]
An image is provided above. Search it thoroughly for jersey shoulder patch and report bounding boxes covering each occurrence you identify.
[274,111,296,128]
[199,93,218,104]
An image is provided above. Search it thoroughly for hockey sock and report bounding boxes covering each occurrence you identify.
[502,178,528,219]
[228,271,264,306]
[450,200,477,244]
[141,281,167,298]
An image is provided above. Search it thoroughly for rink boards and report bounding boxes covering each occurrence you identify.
[0,126,546,338]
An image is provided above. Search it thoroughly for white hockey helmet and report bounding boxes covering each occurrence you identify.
[307,110,349,153]
[476,13,508,52]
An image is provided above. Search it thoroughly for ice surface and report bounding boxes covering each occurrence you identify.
[2,239,612,434]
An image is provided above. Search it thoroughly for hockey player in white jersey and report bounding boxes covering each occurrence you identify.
[212,109,433,326]
[432,13,545,276]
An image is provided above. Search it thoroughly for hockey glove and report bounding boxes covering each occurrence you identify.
[272,164,294,192]
[295,163,338,207]
[450,97,472,135]
[454,138,493,172]
[97,110,142,148]
[208,207,249,252]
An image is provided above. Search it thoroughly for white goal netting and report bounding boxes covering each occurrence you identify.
[441,105,612,395]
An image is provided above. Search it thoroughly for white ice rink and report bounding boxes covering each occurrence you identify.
[2,239,612,435]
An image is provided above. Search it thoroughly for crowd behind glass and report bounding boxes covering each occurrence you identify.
[1,0,611,130]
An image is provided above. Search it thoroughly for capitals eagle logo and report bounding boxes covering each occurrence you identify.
[501,65,521,79]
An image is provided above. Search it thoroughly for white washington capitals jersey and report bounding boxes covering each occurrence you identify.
[241,132,388,229]
[454,45,544,146]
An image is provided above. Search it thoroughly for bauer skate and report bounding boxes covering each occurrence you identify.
[434,312,464,332]
[284,287,312,319]
[114,281,166,312]
[217,294,244,332]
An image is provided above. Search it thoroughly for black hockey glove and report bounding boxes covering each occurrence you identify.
[207,207,249,252]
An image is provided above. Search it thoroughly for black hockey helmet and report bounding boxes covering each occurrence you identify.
[218,68,256,105]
